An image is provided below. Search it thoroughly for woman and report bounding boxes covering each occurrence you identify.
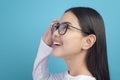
[33,7,110,80]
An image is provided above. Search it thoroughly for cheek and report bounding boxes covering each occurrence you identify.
[64,39,82,55]
[62,34,83,56]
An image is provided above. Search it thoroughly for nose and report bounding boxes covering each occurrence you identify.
[52,29,60,39]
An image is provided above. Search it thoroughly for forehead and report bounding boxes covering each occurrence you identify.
[59,11,80,28]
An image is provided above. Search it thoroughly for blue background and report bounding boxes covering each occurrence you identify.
[0,0,120,80]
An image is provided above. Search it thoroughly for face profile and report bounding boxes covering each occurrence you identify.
[52,11,87,58]
[51,11,96,60]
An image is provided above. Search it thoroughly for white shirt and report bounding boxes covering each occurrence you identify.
[32,38,96,80]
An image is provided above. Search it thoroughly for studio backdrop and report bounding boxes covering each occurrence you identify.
[0,0,120,80]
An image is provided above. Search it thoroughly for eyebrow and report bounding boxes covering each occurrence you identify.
[61,22,72,25]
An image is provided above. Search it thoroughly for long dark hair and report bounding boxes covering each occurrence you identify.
[65,7,110,80]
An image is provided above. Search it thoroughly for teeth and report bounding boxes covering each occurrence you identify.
[53,42,61,46]
[54,42,60,45]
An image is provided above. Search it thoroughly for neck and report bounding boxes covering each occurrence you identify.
[64,52,92,77]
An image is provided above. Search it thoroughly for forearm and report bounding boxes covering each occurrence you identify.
[32,38,52,80]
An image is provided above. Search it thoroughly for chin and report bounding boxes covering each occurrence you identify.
[52,51,64,58]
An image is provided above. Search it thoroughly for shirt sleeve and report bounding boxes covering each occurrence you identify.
[32,38,66,80]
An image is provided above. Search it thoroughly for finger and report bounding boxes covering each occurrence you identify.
[50,19,58,28]
[47,26,52,34]
[52,19,59,24]
[53,19,58,23]
[52,19,58,22]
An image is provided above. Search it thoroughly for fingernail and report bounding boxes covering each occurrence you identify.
[53,19,57,21]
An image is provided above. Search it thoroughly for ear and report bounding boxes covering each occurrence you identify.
[81,34,96,50]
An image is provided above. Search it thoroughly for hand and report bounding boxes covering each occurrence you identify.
[42,19,58,47]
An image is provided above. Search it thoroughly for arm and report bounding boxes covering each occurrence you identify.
[32,38,66,80]
[33,20,65,80]
[32,38,52,80]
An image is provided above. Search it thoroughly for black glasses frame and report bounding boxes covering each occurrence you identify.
[51,22,82,35]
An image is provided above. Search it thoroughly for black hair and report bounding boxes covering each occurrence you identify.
[65,7,110,80]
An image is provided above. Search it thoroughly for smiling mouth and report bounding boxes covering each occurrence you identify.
[52,42,62,48]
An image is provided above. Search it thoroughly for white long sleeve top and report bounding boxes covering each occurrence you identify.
[32,38,96,80]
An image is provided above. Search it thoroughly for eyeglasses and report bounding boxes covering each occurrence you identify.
[51,22,82,35]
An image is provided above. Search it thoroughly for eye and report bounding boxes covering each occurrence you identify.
[60,23,67,30]
[53,23,59,29]
[51,23,59,33]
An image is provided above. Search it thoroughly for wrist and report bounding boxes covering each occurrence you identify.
[42,37,52,47]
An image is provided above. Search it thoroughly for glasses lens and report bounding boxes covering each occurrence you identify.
[59,23,68,35]
[51,23,59,34]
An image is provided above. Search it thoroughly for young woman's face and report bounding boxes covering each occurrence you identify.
[52,11,85,58]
